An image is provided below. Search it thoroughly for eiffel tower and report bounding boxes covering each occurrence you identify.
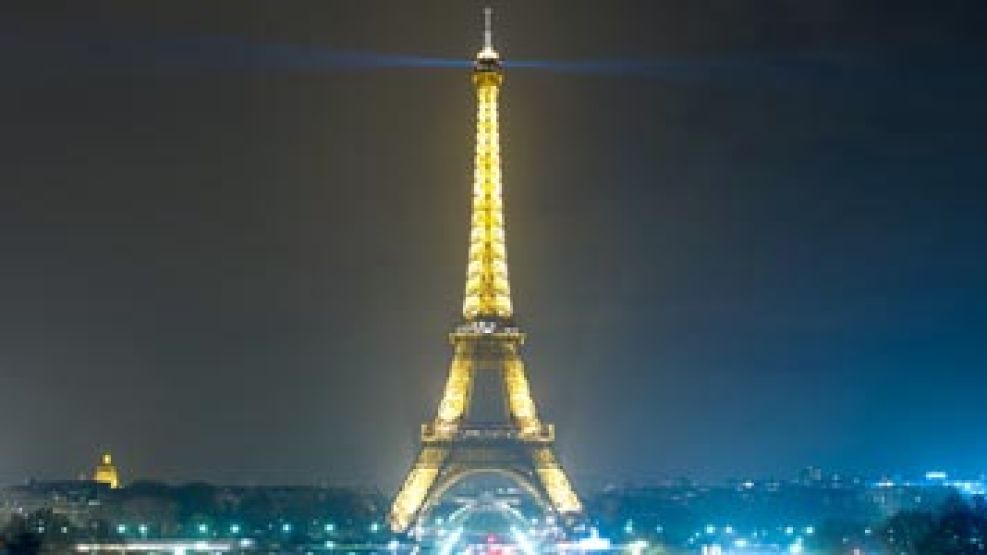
[388,9,582,533]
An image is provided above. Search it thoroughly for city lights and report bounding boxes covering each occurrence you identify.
[1,5,983,555]
[436,527,463,555]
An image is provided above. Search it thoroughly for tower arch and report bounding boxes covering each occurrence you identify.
[416,467,553,526]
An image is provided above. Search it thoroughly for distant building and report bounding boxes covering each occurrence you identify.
[92,452,120,489]
[799,466,824,485]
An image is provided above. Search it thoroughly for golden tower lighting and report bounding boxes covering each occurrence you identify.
[389,8,582,534]
[92,451,120,489]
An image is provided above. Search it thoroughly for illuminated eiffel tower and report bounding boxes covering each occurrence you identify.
[389,9,582,533]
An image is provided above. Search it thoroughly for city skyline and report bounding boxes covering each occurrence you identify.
[2,0,986,491]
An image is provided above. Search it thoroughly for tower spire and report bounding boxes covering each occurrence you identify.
[478,6,499,61]
[483,7,493,53]
[464,7,509,321]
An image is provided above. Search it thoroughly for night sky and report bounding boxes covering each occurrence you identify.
[2,1,985,489]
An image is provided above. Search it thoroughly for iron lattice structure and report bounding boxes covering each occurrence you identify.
[388,10,582,534]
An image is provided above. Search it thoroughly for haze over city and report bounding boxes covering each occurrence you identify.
[3,0,985,494]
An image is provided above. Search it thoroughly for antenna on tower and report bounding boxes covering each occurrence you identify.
[477,6,499,60]
[483,7,493,51]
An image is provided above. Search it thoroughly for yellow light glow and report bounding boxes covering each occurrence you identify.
[389,13,583,533]
[463,62,512,321]
[534,448,583,514]
[389,447,447,533]
[435,343,472,429]
[93,451,120,489]
[504,355,541,435]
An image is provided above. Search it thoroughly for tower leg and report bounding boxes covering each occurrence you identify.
[436,342,473,427]
[389,446,448,533]
[503,354,541,435]
[532,446,583,515]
